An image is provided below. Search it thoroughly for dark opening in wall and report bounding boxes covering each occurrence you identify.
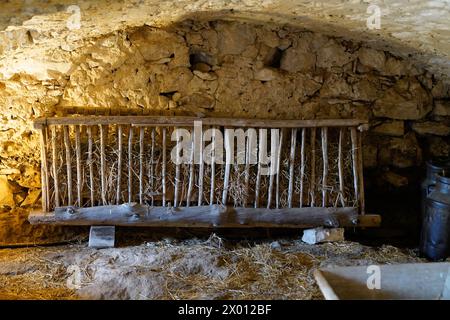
[189,52,214,72]
[264,47,283,69]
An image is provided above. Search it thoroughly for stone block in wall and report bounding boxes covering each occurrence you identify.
[432,79,450,99]
[0,175,15,208]
[316,39,353,68]
[427,137,450,158]
[279,41,315,73]
[378,132,422,168]
[371,121,404,136]
[216,21,256,57]
[373,78,432,119]
[358,47,385,72]
[382,170,409,187]
[363,143,378,168]
[433,100,450,116]
[412,121,450,136]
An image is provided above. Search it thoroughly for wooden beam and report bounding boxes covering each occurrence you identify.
[34,116,368,129]
[27,205,377,228]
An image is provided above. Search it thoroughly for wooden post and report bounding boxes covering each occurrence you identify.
[162,127,166,207]
[51,126,60,208]
[75,125,82,207]
[321,127,328,207]
[128,126,134,203]
[299,128,305,208]
[275,129,283,209]
[310,128,316,207]
[210,127,216,205]
[338,128,345,206]
[87,126,94,206]
[198,126,204,206]
[255,128,264,208]
[149,128,155,206]
[99,125,106,205]
[288,128,297,208]
[39,127,49,212]
[174,128,180,207]
[222,129,232,205]
[186,135,194,207]
[358,131,366,214]
[116,125,123,205]
[62,126,72,206]
[350,127,359,207]
[244,133,251,207]
[139,127,144,205]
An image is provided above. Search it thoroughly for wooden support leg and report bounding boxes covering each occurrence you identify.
[88,226,115,248]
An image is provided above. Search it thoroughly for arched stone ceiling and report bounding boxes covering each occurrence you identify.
[0,0,449,79]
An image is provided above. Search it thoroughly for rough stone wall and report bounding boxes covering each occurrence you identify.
[1,18,450,209]
[0,0,450,243]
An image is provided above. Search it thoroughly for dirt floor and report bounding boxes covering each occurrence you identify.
[0,235,428,300]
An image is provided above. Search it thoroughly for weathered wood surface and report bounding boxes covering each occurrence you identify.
[34,116,368,129]
[314,262,450,300]
[29,205,380,228]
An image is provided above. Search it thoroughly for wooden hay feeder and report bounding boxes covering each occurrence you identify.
[28,116,380,246]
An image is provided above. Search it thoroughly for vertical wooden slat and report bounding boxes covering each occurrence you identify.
[63,126,72,206]
[210,127,216,205]
[139,127,144,205]
[198,126,204,206]
[310,128,316,207]
[275,129,283,209]
[338,128,346,206]
[321,127,328,207]
[75,125,82,207]
[87,126,94,207]
[99,125,106,205]
[174,128,180,207]
[288,128,297,208]
[51,126,60,208]
[116,125,123,205]
[222,129,232,205]
[39,127,49,212]
[162,127,167,207]
[255,128,264,208]
[358,130,366,214]
[149,128,155,206]
[244,133,251,207]
[299,128,306,208]
[186,135,194,207]
[127,126,133,203]
[350,127,359,207]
